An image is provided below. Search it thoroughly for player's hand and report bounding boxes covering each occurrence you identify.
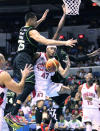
[41,9,49,21]
[21,64,33,79]
[88,48,100,57]
[85,97,92,101]
[64,38,77,47]
[63,56,71,67]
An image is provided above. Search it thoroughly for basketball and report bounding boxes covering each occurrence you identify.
[46,58,59,72]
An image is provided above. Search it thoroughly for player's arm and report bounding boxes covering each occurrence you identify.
[35,9,49,28]
[75,85,82,101]
[57,57,70,78]
[87,48,100,57]
[96,84,100,98]
[52,4,66,40]
[33,52,41,61]
[69,48,100,62]
[0,64,33,94]
[29,30,77,47]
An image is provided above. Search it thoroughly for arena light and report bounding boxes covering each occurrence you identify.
[91,0,100,6]
[59,35,65,40]
[78,34,85,39]
[92,2,97,6]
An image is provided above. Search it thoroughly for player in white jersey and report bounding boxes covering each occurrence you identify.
[32,50,71,103]
[31,45,71,131]
[75,73,100,131]
[0,53,33,130]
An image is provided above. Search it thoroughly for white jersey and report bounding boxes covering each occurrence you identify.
[81,83,99,109]
[0,70,8,109]
[0,70,9,131]
[34,52,55,88]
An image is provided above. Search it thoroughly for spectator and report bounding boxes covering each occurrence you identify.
[64,108,72,122]
[68,114,84,131]
[55,114,68,131]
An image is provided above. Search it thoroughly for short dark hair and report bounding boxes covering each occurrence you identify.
[25,12,36,23]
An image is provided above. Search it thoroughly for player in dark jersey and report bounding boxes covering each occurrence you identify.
[4,90,16,115]
[6,10,77,125]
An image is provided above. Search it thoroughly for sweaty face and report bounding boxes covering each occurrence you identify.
[85,73,93,82]
[46,47,57,58]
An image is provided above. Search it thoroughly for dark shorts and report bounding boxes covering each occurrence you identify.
[13,52,35,83]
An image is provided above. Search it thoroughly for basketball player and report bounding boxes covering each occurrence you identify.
[0,53,33,131]
[30,45,71,131]
[75,73,100,131]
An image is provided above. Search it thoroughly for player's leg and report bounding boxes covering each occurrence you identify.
[82,108,92,131]
[46,83,63,130]
[36,100,44,131]
[12,52,34,116]
[11,82,34,116]
[85,122,92,131]
[47,83,71,98]
[58,85,71,95]
[31,90,46,131]
[92,108,100,131]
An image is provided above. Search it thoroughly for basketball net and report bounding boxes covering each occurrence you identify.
[62,0,81,15]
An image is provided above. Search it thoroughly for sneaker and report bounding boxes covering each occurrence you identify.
[5,113,25,126]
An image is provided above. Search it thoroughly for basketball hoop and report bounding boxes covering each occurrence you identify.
[62,0,81,15]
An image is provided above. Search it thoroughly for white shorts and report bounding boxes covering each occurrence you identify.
[0,108,9,131]
[82,108,100,130]
[31,82,62,106]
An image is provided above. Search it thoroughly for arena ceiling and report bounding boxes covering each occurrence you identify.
[0,0,100,27]
[0,0,99,13]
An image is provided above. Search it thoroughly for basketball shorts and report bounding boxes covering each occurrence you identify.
[82,108,100,130]
[31,82,63,105]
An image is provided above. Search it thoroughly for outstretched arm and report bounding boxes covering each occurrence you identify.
[35,9,49,28]
[58,57,70,78]
[69,48,100,62]
[0,64,33,94]
[29,30,77,47]
[87,48,100,57]
[52,4,66,40]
